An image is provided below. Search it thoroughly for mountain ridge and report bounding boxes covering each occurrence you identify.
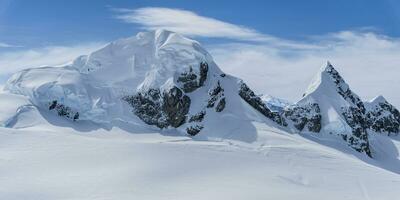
[2,29,400,158]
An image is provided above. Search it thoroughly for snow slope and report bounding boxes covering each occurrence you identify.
[0,109,399,200]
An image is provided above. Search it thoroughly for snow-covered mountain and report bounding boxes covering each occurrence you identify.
[4,30,286,142]
[1,29,400,199]
[295,62,371,156]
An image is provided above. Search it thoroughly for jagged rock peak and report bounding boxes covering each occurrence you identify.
[304,61,365,111]
[299,61,371,157]
[365,95,400,136]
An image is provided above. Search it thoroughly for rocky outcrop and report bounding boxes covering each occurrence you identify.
[177,62,209,93]
[188,111,206,123]
[48,100,79,121]
[186,125,204,136]
[122,89,168,128]
[284,103,321,132]
[207,81,226,112]
[366,96,400,136]
[342,107,371,156]
[185,111,206,136]
[123,86,191,128]
[215,98,226,112]
[238,82,286,126]
[162,87,191,127]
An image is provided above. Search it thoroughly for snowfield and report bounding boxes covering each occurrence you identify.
[0,92,400,200]
[1,30,400,199]
[0,110,400,200]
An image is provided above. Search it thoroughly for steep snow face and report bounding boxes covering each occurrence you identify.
[299,62,371,156]
[4,30,282,139]
[365,96,400,135]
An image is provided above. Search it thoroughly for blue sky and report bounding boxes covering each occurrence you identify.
[2,0,400,48]
[1,0,400,106]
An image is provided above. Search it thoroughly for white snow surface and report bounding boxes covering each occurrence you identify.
[0,106,400,200]
[1,30,400,199]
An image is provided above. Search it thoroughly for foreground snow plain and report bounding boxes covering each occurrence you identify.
[1,92,400,200]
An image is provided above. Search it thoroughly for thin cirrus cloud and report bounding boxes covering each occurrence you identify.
[113,7,346,51]
[113,7,269,42]
[112,7,321,50]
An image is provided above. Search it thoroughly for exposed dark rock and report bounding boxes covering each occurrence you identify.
[177,66,199,93]
[73,112,80,121]
[123,89,168,128]
[123,87,191,128]
[238,82,287,126]
[49,100,57,110]
[215,98,226,112]
[342,107,371,157]
[207,81,224,108]
[284,103,321,132]
[186,125,204,136]
[177,62,209,93]
[199,62,208,87]
[189,111,206,123]
[162,86,191,128]
[366,99,400,136]
[48,100,79,121]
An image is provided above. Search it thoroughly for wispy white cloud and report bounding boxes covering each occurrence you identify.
[0,43,104,76]
[210,31,400,107]
[114,6,318,49]
[113,7,267,42]
[112,7,335,50]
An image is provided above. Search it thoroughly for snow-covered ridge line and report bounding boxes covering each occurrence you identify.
[3,29,400,158]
